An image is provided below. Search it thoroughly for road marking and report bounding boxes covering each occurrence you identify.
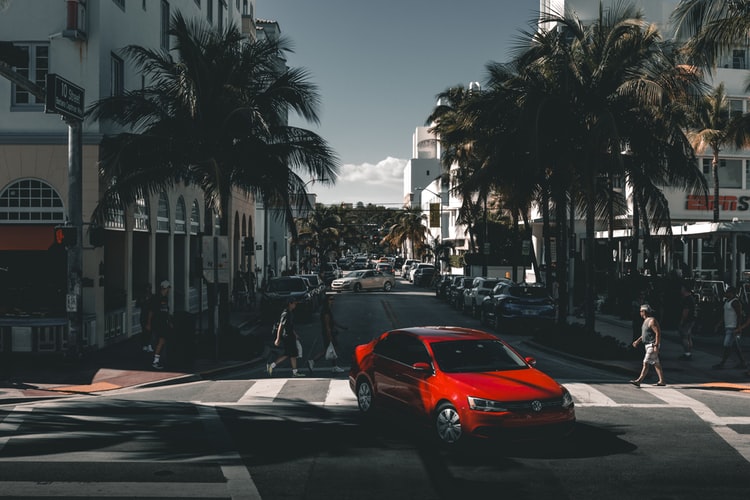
[236,378,287,403]
[565,383,618,406]
[198,406,261,500]
[324,379,356,407]
[0,406,33,452]
[643,387,750,463]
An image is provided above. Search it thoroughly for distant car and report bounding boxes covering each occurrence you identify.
[435,274,456,299]
[319,262,342,285]
[401,259,419,276]
[331,269,395,292]
[463,277,501,317]
[409,263,434,283]
[299,273,326,310]
[260,276,313,321]
[351,257,370,270]
[413,266,437,287]
[480,282,557,332]
[348,326,575,446]
[375,262,394,275]
[451,277,475,309]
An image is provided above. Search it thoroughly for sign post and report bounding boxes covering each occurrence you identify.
[46,73,85,355]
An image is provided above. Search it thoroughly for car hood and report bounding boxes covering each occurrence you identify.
[264,291,308,300]
[444,368,564,401]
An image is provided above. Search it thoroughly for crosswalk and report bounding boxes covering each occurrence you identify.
[1,378,749,499]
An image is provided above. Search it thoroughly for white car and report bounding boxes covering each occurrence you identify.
[331,270,395,292]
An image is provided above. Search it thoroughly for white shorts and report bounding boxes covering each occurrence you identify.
[643,343,660,365]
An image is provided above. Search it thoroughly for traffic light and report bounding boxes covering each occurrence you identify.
[54,225,77,247]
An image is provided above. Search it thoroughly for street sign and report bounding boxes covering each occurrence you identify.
[45,73,84,121]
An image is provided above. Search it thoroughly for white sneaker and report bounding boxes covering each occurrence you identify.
[331,366,345,373]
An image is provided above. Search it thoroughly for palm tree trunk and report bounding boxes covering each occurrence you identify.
[712,152,720,222]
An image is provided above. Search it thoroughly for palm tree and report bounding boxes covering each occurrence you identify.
[297,206,341,271]
[685,83,750,222]
[87,12,339,234]
[672,0,750,69]
[383,207,429,259]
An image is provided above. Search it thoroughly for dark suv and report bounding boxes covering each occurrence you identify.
[260,276,313,321]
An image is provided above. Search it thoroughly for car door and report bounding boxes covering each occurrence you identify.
[393,336,434,416]
[371,333,408,407]
[361,270,377,290]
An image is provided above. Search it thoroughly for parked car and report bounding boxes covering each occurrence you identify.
[463,277,501,317]
[401,259,419,276]
[480,282,557,331]
[299,273,326,310]
[435,274,457,299]
[260,276,314,321]
[348,326,575,446]
[351,256,370,270]
[413,266,437,287]
[409,263,434,283]
[451,277,475,309]
[331,269,395,292]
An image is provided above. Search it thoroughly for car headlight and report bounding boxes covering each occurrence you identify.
[561,389,574,409]
[467,396,508,412]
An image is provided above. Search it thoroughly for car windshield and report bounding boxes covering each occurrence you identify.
[508,286,550,299]
[268,279,307,292]
[430,339,528,373]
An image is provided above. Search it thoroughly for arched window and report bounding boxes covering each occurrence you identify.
[157,192,170,233]
[0,178,65,223]
[133,196,150,232]
[175,196,186,234]
[190,200,200,235]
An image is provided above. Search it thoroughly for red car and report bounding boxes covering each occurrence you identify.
[348,326,575,445]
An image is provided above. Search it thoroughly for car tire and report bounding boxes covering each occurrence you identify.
[383,281,393,292]
[435,402,462,445]
[356,378,374,415]
[353,283,362,293]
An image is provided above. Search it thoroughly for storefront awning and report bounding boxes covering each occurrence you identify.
[0,225,56,251]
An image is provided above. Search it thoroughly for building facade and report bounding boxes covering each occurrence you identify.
[0,0,259,353]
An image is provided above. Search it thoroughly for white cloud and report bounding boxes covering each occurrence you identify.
[309,157,407,207]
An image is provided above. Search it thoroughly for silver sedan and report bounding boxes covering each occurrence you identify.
[331,270,395,292]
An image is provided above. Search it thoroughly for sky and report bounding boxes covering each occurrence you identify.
[256,0,539,207]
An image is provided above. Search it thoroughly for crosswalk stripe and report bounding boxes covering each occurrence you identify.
[324,379,356,407]
[236,378,287,404]
[565,383,618,406]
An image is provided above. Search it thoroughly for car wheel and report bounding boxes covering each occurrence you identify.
[383,281,393,292]
[353,283,362,292]
[356,378,374,414]
[435,402,462,445]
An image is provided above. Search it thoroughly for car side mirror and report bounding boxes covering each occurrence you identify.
[412,362,432,372]
[525,356,537,367]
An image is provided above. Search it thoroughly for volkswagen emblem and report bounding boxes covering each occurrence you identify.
[531,400,543,412]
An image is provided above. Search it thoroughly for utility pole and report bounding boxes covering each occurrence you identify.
[1,57,84,356]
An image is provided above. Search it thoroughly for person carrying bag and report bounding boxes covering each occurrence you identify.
[308,293,347,374]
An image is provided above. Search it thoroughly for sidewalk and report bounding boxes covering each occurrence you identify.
[534,314,750,391]
[0,307,267,405]
[2,308,749,405]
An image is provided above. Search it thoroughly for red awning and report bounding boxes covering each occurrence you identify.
[0,225,56,251]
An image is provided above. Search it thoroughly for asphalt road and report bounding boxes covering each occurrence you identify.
[0,280,748,499]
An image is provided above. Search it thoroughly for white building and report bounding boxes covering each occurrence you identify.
[0,0,260,353]
[533,0,750,287]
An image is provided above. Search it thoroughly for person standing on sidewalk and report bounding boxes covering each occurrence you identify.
[307,293,348,374]
[147,280,173,370]
[713,286,749,370]
[678,285,696,360]
[137,283,154,352]
[630,304,666,387]
[267,298,306,377]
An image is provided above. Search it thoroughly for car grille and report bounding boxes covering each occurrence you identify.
[502,398,565,412]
